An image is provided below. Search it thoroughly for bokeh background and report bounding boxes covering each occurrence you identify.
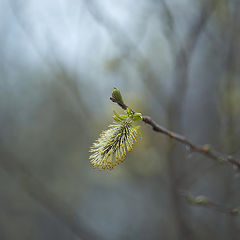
[0,0,240,239]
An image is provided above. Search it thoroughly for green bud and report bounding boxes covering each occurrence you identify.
[112,87,124,104]
[202,144,212,151]
[195,196,208,205]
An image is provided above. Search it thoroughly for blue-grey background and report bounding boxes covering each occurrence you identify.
[0,0,240,239]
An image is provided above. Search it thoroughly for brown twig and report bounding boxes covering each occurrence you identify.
[179,191,240,216]
[110,96,240,170]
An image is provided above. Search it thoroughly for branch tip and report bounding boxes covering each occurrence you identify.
[110,90,240,171]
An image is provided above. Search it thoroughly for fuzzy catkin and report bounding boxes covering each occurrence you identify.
[89,120,140,170]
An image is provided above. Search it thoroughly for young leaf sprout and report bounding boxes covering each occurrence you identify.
[89,111,141,170]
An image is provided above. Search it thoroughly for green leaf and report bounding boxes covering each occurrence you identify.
[132,112,142,121]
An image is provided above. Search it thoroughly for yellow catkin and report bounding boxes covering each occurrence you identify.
[89,120,140,170]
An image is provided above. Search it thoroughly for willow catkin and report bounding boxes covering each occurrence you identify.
[89,120,140,170]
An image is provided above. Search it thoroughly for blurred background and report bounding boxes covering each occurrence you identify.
[0,0,240,239]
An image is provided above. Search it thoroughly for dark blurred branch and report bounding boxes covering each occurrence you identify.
[8,1,91,120]
[84,0,168,103]
[0,147,101,240]
[110,96,240,170]
[219,9,240,238]
[180,191,240,216]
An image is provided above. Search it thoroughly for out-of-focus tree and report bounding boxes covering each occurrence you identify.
[0,0,240,239]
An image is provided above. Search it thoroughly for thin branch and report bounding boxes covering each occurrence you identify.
[110,96,240,170]
[179,191,240,216]
[0,146,101,240]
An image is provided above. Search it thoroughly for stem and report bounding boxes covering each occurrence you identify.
[110,96,240,170]
[179,191,240,216]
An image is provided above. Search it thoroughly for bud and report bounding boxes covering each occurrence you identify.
[195,196,208,205]
[112,87,124,104]
[201,144,212,152]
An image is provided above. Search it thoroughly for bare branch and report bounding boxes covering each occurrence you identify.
[180,191,240,216]
[110,96,240,170]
